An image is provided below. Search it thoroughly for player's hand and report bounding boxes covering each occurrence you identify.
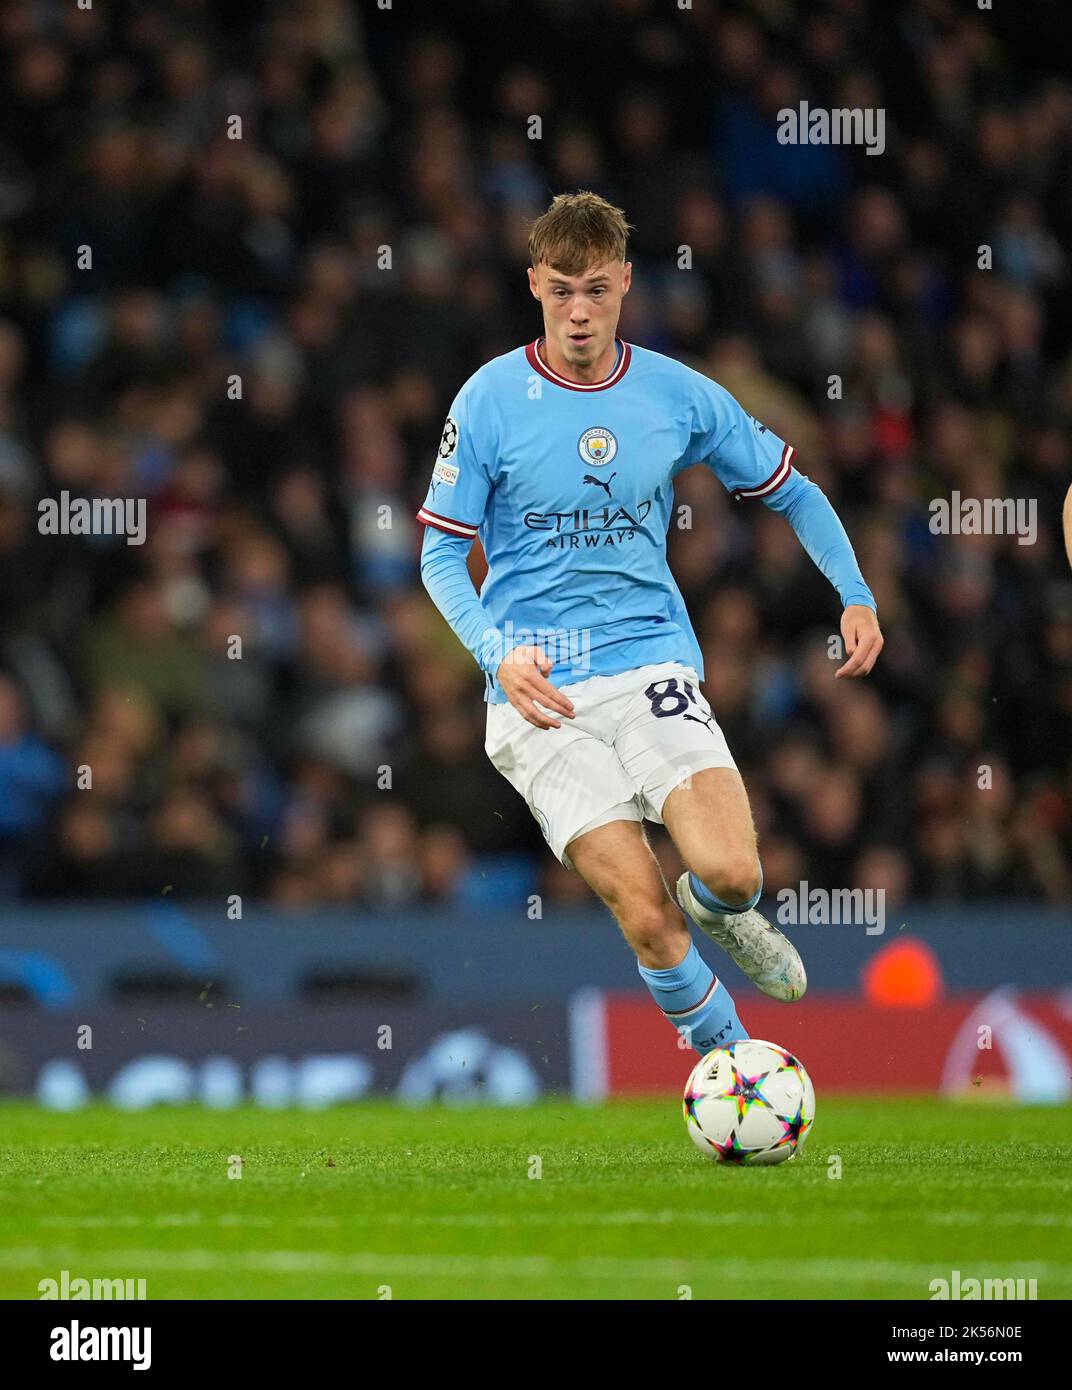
[497,645,576,729]
[836,605,884,679]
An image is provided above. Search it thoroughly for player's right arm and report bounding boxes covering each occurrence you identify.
[416,389,575,729]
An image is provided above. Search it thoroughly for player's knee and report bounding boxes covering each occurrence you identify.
[697,854,761,909]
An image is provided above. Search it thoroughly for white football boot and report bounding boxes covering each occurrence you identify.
[675,872,807,1002]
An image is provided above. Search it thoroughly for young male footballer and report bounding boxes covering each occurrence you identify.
[417,192,883,1056]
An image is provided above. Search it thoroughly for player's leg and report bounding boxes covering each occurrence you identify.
[484,664,750,1049]
[565,817,748,1055]
[661,765,761,910]
[566,816,685,968]
[614,663,806,1001]
[662,766,801,990]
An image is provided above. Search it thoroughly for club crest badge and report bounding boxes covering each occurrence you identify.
[578,427,617,467]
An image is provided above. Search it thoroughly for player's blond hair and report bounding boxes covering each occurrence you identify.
[527,191,632,274]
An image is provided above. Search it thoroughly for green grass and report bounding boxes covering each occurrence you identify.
[0,1098,1070,1300]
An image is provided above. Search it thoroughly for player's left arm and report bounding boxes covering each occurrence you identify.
[765,473,883,679]
[691,375,883,679]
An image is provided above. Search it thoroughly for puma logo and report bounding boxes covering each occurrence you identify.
[583,471,617,497]
[683,712,717,734]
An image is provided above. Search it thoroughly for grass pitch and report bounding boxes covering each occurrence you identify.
[1,1098,1070,1300]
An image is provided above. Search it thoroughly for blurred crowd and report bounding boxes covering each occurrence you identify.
[0,0,1069,912]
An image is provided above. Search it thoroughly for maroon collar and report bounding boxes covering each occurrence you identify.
[525,338,632,392]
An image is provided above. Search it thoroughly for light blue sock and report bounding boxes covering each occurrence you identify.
[638,942,749,1056]
[689,863,763,915]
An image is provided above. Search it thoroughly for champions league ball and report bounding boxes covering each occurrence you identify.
[683,1039,815,1165]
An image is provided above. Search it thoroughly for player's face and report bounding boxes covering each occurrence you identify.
[528,258,632,379]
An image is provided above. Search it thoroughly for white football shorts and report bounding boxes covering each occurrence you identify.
[484,660,737,869]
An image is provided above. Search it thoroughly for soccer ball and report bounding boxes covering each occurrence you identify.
[683,1039,815,1165]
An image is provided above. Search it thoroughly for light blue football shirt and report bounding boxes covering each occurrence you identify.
[418,338,872,703]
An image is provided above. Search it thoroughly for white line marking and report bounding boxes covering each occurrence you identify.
[25,1207,1072,1232]
[0,1247,1069,1286]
